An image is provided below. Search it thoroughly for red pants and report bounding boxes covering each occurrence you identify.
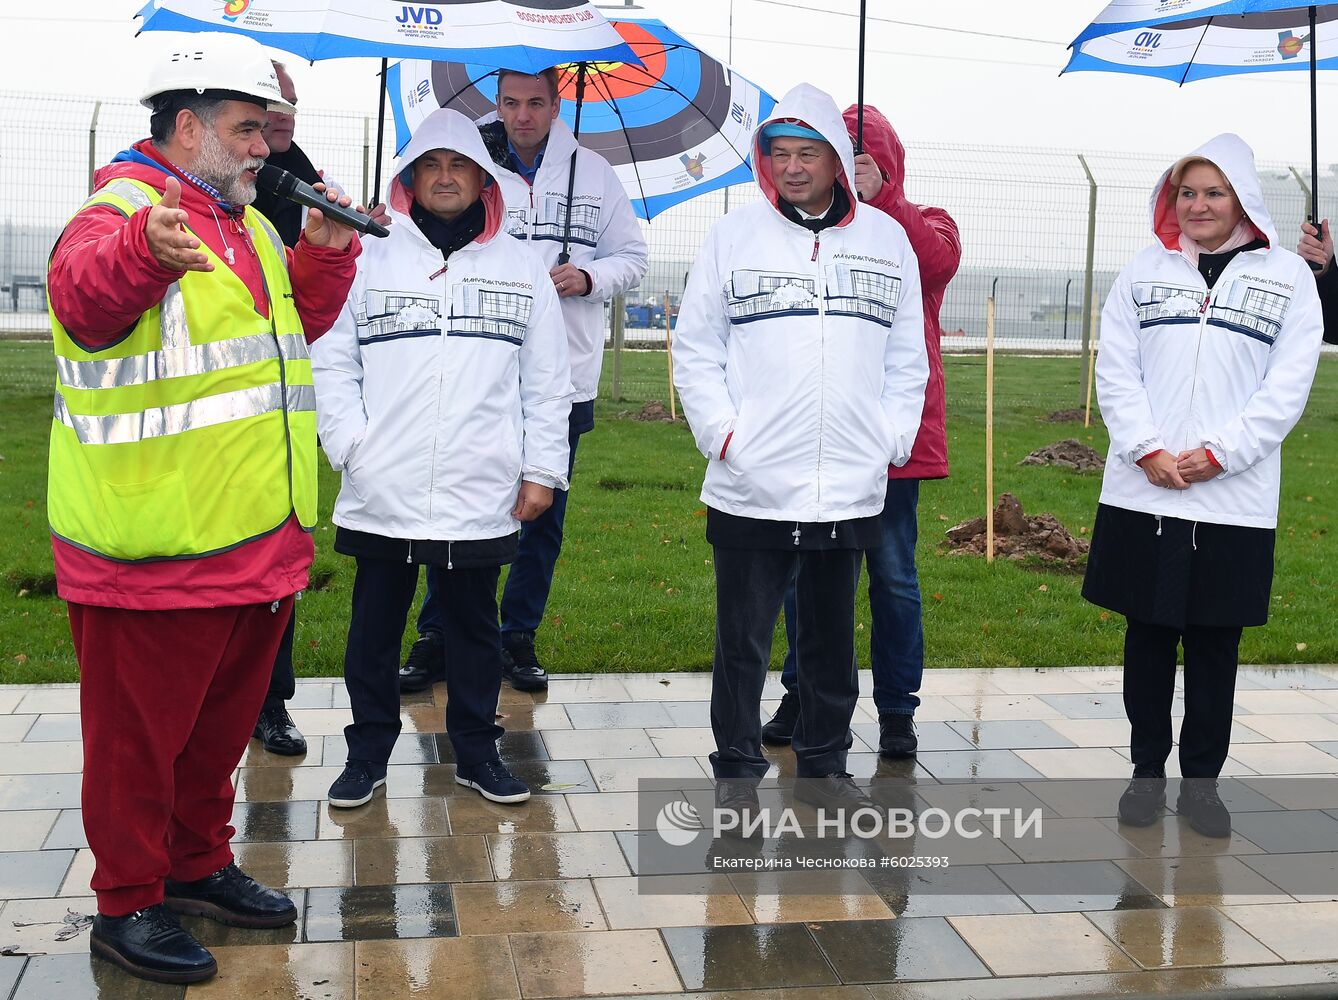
[69,598,293,916]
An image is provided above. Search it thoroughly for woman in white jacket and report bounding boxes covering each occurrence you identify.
[1083,134,1323,838]
[312,109,573,810]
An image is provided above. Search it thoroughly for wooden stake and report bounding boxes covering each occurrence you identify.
[664,291,677,420]
[1084,288,1098,428]
[985,294,995,564]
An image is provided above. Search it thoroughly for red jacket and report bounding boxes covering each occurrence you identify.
[844,106,960,480]
[47,140,360,611]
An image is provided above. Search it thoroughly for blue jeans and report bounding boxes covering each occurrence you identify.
[781,478,923,717]
[417,400,593,638]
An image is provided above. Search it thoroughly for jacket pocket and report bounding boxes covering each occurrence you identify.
[97,471,194,558]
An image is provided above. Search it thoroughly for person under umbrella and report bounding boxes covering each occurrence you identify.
[1083,134,1323,838]
[396,67,647,695]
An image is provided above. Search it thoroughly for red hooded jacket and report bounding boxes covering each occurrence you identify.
[47,140,360,611]
[844,106,960,480]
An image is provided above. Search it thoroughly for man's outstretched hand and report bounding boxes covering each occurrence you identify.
[146,176,212,273]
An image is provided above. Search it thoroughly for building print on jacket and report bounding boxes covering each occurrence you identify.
[726,264,901,327]
[448,284,534,346]
[507,194,602,248]
[1133,278,1291,345]
[357,290,442,345]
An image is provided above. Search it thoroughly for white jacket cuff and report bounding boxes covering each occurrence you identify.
[523,469,569,491]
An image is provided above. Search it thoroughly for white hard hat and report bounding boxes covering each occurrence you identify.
[139,33,296,115]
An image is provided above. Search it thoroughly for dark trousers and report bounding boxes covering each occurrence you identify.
[1123,617,1242,779]
[263,605,297,711]
[345,557,504,768]
[711,546,862,779]
[71,598,291,915]
[781,478,923,716]
[417,400,593,638]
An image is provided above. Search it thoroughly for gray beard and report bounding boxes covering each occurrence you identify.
[193,128,264,206]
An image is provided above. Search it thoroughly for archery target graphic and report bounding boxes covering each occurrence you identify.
[402,18,774,217]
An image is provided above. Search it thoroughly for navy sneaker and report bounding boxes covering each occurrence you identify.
[456,759,531,804]
[328,760,387,808]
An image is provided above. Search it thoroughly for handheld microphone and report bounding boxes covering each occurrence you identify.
[256,163,390,239]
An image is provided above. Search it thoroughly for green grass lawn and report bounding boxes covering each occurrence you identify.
[2,341,1334,683]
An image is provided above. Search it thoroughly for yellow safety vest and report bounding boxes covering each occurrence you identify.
[47,177,317,562]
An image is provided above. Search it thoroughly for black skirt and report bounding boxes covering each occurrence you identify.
[1082,503,1275,629]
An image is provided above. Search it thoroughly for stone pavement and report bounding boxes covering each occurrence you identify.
[3,666,1338,998]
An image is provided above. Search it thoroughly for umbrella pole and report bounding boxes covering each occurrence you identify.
[372,58,388,209]
[558,62,589,266]
[855,0,867,155]
[1311,5,1319,222]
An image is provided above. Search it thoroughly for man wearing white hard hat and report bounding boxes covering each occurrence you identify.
[45,33,362,984]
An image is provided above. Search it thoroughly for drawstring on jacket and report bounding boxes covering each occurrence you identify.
[1155,515,1163,537]
[792,523,802,546]
[1191,522,1198,551]
[447,541,453,571]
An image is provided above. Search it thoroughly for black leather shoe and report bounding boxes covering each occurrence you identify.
[501,631,548,691]
[714,779,764,840]
[1118,768,1167,827]
[761,691,799,746]
[399,631,446,693]
[90,905,216,984]
[252,705,307,756]
[1177,779,1232,839]
[164,862,298,929]
[794,772,875,814]
[878,713,918,758]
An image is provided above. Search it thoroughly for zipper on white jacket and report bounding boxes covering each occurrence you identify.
[429,263,448,280]
[814,233,827,511]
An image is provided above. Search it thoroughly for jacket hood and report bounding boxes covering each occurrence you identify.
[843,104,904,191]
[1150,133,1274,252]
[752,83,856,227]
[389,108,505,244]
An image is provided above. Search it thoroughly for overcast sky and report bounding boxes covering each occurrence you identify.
[6,1,1338,165]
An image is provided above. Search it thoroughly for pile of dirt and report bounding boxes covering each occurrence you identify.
[944,493,1089,565]
[1044,408,1087,423]
[618,401,677,422]
[1019,439,1105,471]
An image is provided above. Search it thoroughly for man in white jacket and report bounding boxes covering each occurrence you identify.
[312,108,573,808]
[674,83,928,816]
[399,67,649,695]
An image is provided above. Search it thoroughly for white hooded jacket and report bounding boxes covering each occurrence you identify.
[493,117,648,402]
[671,83,928,523]
[1096,133,1323,530]
[312,109,573,542]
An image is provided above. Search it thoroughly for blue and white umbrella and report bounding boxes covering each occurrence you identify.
[386,18,775,221]
[1064,2,1338,217]
[134,0,641,205]
[135,0,639,71]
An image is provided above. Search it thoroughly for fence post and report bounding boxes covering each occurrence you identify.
[663,291,676,419]
[1290,165,1313,209]
[985,278,997,564]
[88,100,103,196]
[1077,153,1097,411]
[610,293,625,402]
[362,117,372,208]
[1084,288,1099,428]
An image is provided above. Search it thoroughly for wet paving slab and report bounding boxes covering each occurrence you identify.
[1,666,1337,997]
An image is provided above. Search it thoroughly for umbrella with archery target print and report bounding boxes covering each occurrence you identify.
[387,18,776,221]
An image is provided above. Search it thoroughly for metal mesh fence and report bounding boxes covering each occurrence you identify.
[5,90,1335,416]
